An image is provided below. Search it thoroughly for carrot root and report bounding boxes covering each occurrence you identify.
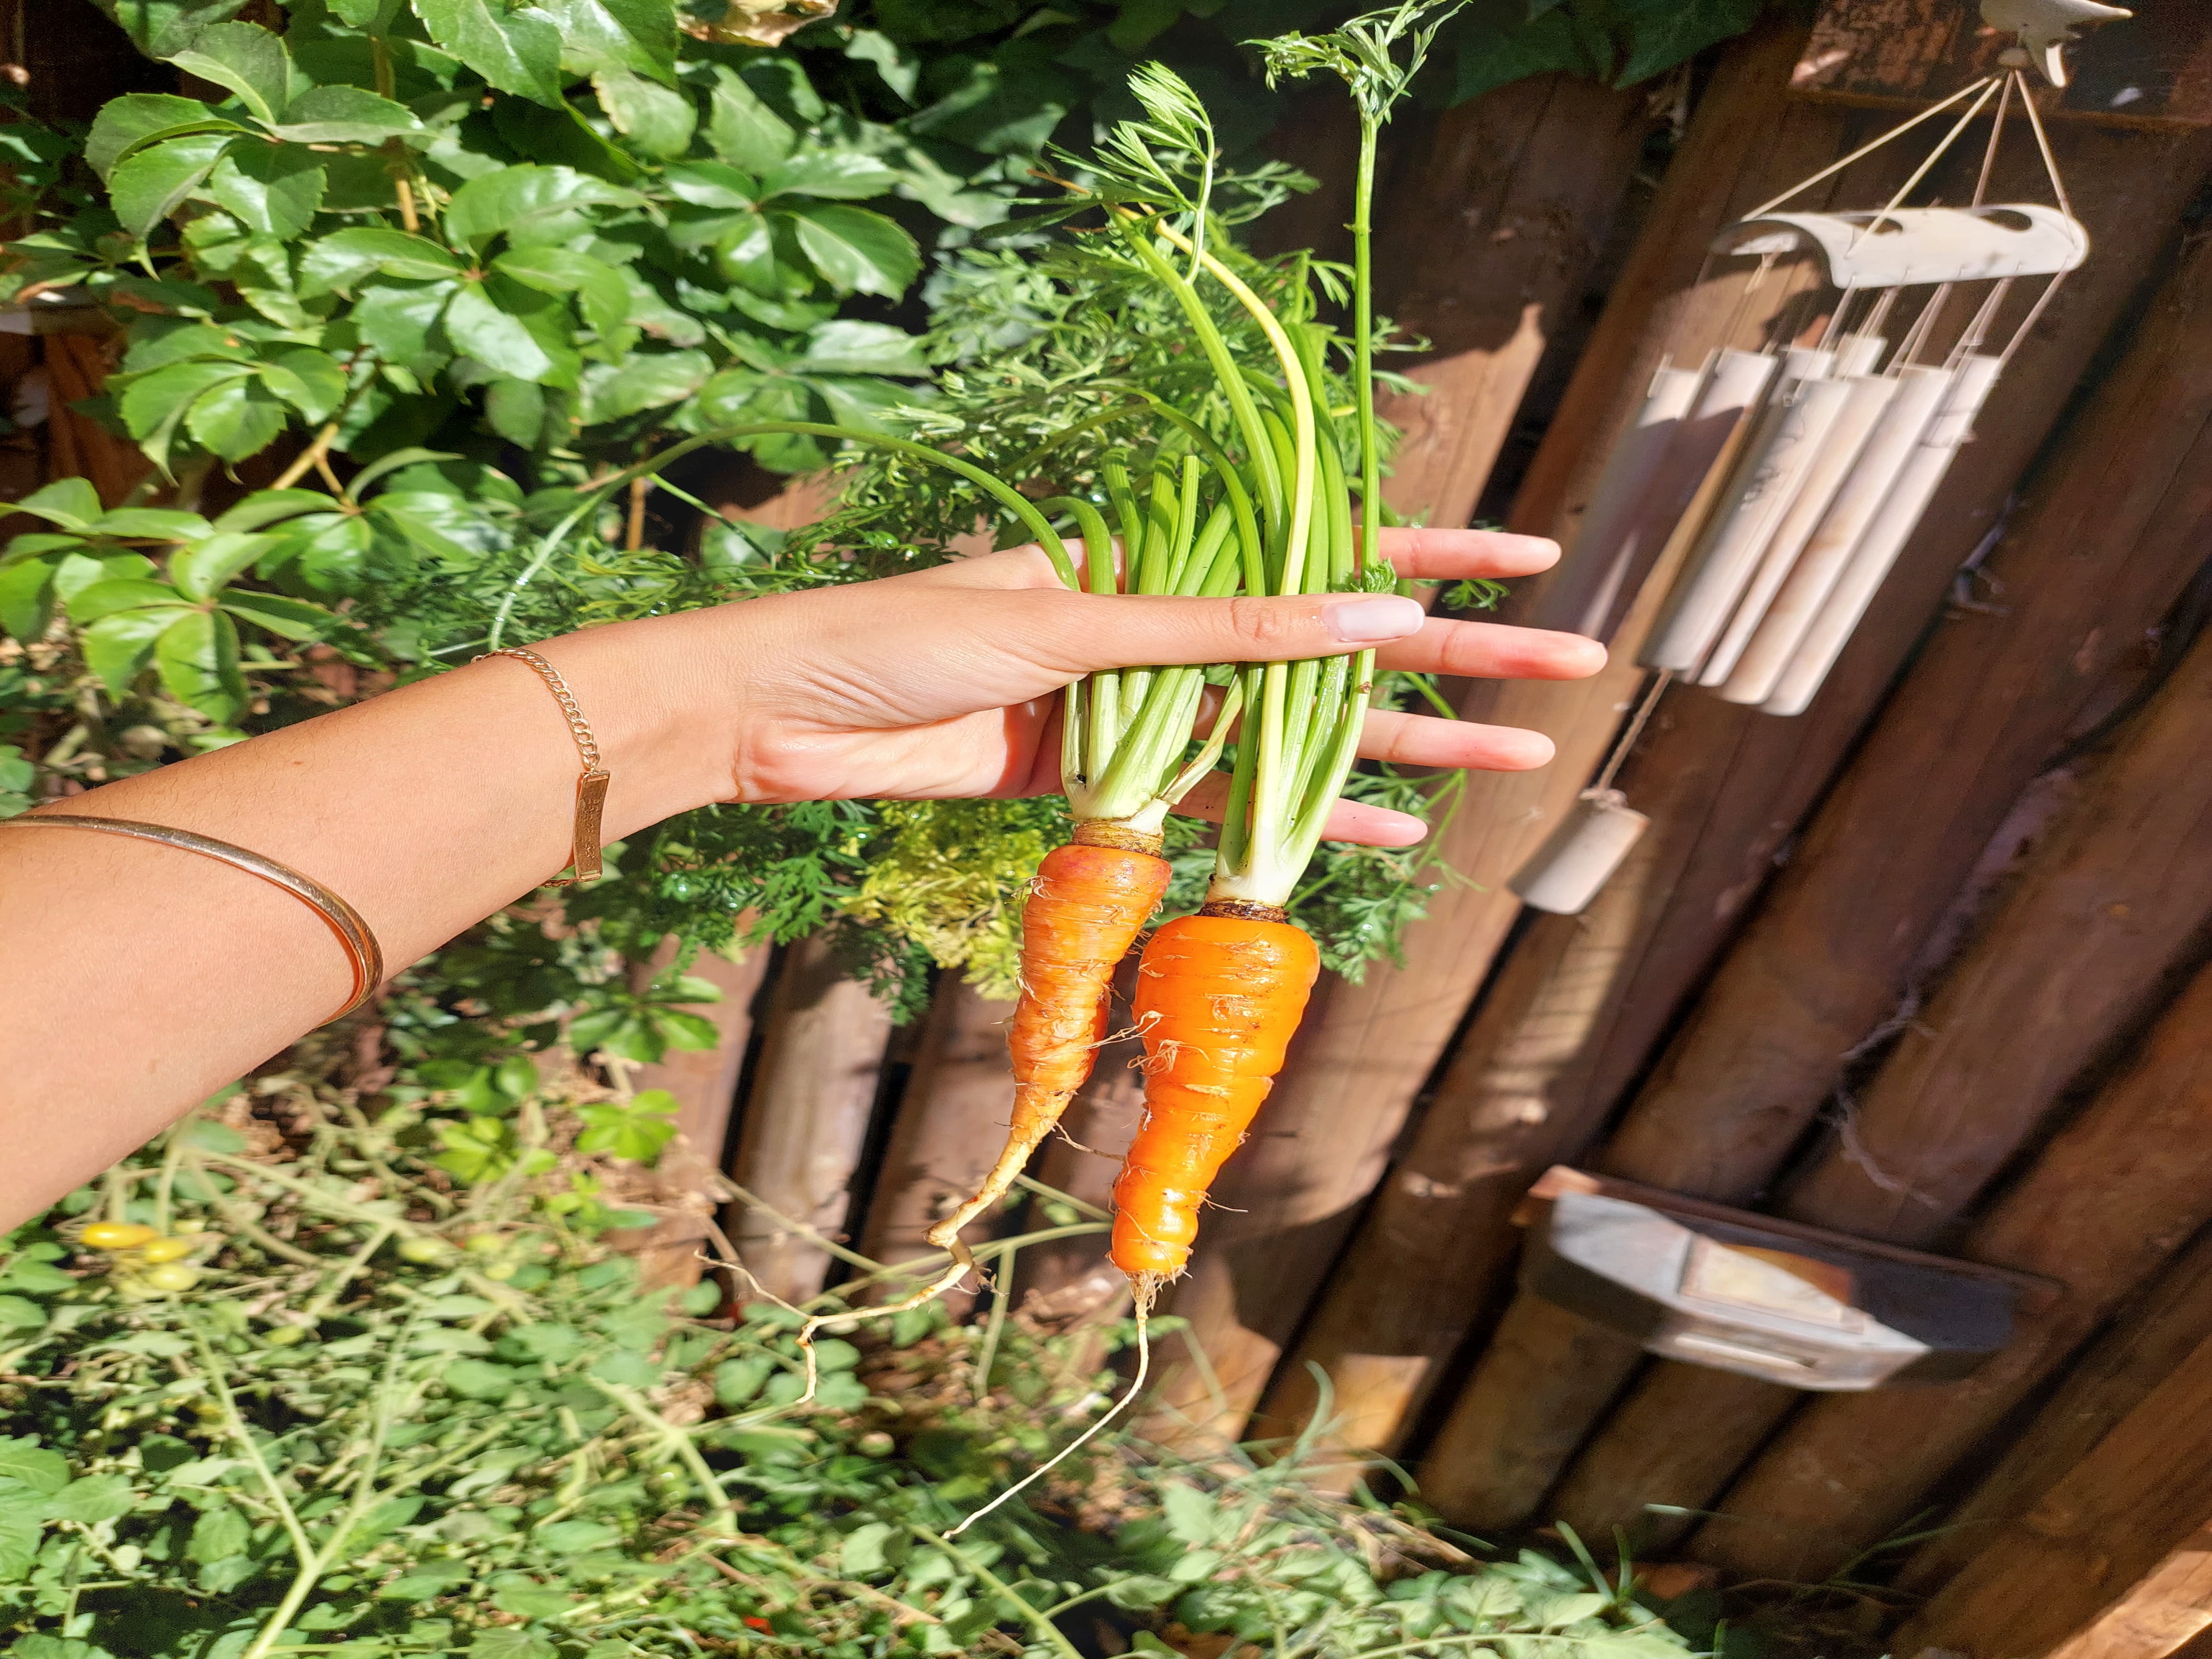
[1109,909,1320,1284]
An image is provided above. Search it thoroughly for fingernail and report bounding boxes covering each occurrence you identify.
[1324,595,1426,643]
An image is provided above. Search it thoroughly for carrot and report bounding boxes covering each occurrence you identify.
[921,827,1171,1268]
[1110,906,1319,1298]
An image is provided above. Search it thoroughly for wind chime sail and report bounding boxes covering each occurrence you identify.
[1509,0,2119,917]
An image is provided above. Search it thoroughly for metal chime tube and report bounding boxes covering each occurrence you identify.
[1762,352,2005,715]
[1538,364,1704,639]
[1717,363,1957,707]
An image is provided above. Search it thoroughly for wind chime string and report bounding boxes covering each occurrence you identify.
[1740,75,2001,221]
[2001,70,2077,363]
[1591,668,1675,797]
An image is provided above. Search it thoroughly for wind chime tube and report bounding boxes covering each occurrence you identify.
[1715,364,1957,707]
[1834,331,1891,376]
[1696,374,1900,687]
[1641,366,1855,675]
[1508,790,1652,916]
[1537,363,1705,639]
[1761,352,2006,716]
[1565,348,1782,644]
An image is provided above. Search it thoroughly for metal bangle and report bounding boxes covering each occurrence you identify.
[476,645,610,886]
[0,814,385,1024]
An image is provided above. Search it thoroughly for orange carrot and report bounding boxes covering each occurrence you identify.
[1110,905,1320,1302]
[922,826,1171,1267]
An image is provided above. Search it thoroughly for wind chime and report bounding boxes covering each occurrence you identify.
[1510,0,2121,919]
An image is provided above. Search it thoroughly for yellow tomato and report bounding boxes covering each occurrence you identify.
[137,1237,195,1263]
[142,1264,200,1293]
[80,1222,157,1251]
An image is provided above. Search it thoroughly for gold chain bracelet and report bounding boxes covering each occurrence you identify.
[0,814,385,1024]
[477,645,611,885]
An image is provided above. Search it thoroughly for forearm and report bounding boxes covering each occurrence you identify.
[0,606,743,1220]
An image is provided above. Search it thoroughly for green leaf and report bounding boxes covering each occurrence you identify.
[469,1628,556,1659]
[413,0,566,105]
[267,85,426,144]
[442,164,641,251]
[202,144,326,239]
[798,320,927,376]
[92,508,214,539]
[259,348,348,424]
[705,66,794,173]
[491,246,630,342]
[576,350,708,424]
[1613,0,1764,86]
[156,608,249,723]
[214,488,332,533]
[1160,1481,1217,1546]
[537,0,678,82]
[534,1518,619,1554]
[841,1520,896,1577]
[0,557,56,642]
[574,1094,679,1163]
[118,359,256,464]
[67,578,187,623]
[483,377,547,446]
[442,1359,520,1399]
[221,590,334,641]
[0,1493,38,1579]
[301,228,467,296]
[591,66,695,159]
[45,1473,135,1525]
[444,281,555,383]
[107,131,233,241]
[82,607,185,694]
[85,94,243,179]
[663,160,758,210]
[89,0,248,56]
[11,479,101,531]
[354,279,462,378]
[0,1439,67,1495]
[759,151,901,202]
[786,203,919,299]
[185,375,292,462]
[166,21,295,127]
[0,1296,44,1334]
[171,531,278,601]
[187,1504,251,1563]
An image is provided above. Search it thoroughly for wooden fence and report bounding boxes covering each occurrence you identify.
[26,2,2212,1653]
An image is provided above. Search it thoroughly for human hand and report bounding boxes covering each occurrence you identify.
[689,527,1605,845]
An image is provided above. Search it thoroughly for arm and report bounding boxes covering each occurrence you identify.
[0,529,1600,1223]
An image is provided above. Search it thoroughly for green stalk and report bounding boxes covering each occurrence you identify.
[1352,112,1382,575]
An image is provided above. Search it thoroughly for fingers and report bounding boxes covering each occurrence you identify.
[1022,589,1434,676]
[1374,617,1607,681]
[1371,526,1560,581]
[1356,707,1555,771]
[1176,773,1432,849]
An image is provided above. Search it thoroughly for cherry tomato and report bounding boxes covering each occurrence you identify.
[137,1237,195,1263]
[80,1222,157,1251]
[142,1264,200,1293]
[396,1237,448,1264]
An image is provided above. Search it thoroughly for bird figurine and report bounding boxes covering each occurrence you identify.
[1980,0,2133,88]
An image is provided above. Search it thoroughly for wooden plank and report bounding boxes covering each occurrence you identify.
[853,980,1016,1320]
[614,940,770,1292]
[1893,1327,2212,1659]
[1551,496,2212,1549]
[1414,93,2212,1532]
[1686,956,2212,1582]
[1904,1227,2212,1594]
[722,936,893,1305]
[1140,14,1823,1451]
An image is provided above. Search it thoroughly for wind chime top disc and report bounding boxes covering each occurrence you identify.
[1714,203,2089,288]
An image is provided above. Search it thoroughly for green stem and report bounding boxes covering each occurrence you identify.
[1353,112,1382,575]
[904,1525,1085,1659]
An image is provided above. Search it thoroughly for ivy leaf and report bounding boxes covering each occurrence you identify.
[758,151,901,202]
[185,375,293,462]
[351,279,462,378]
[591,66,695,159]
[82,607,188,694]
[215,489,335,533]
[412,0,566,106]
[1612,0,1764,86]
[301,229,466,296]
[797,320,927,376]
[483,378,547,447]
[705,65,794,173]
[258,348,349,423]
[0,558,57,642]
[92,508,214,539]
[266,85,426,145]
[538,0,678,83]
[577,350,709,424]
[108,132,235,240]
[663,161,759,210]
[219,590,332,641]
[442,164,641,251]
[156,608,250,724]
[266,513,375,596]
[88,0,249,56]
[11,479,102,531]
[84,93,242,179]
[444,281,555,383]
[171,531,279,601]
[786,203,919,299]
[166,21,296,127]
[119,359,255,472]
[60,577,180,625]
[490,246,630,344]
[202,144,326,239]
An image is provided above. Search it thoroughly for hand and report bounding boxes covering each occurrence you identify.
[689,527,1606,845]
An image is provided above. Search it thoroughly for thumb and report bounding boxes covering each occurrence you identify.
[1037,589,1428,674]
